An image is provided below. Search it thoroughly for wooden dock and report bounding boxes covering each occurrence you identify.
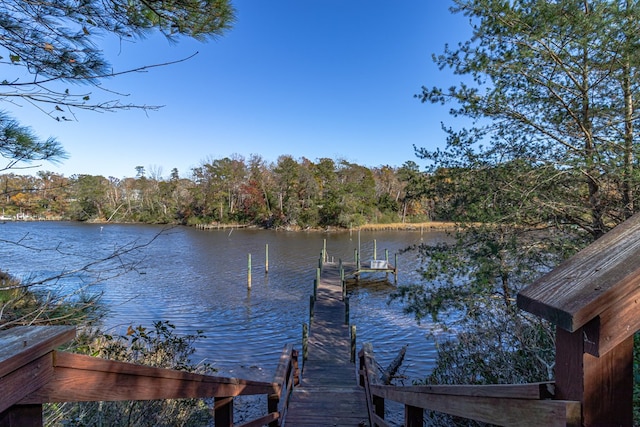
[284,262,369,427]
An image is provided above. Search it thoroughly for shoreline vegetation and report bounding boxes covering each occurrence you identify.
[4,217,460,232]
[193,221,460,232]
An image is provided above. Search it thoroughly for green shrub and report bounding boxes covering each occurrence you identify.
[46,321,216,427]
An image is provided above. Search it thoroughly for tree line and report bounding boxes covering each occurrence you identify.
[0,155,434,228]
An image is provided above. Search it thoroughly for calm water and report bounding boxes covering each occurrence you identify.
[0,221,450,383]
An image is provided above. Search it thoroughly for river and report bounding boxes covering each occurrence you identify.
[0,221,451,384]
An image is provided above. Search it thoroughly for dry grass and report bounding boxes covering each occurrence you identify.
[355,221,460,231]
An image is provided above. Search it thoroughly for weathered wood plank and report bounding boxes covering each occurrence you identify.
[0,352,54,413]
[21,351,276,403]
[271,344,294,388]
[370,382,555,400]
[0,326,75,378]
[371,385,580,427]
[555,327,633,426]
[286,262,368,425]
[517,211,640,332]
[583,283,640,356]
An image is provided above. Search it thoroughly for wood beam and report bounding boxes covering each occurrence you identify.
[517,212,640,333]
[21,351,277,404]
[0,326,74,378]
[555,326,633,426]
[0,352,54,413]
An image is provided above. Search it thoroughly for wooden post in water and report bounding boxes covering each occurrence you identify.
[341,265,346,300]
[247,253,252,289]
[350,325,357,363]
[394,253,398,284]
[265,244,269,274]
[374,239,377,260]
[385,249,389,280]
[309,295,314,323]
[323,238,327,263]
[358,229,361,264]
[302,323,309,365]
[345,297,349,324]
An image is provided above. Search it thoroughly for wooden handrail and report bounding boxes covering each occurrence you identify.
[358,344,580,427]
[0,326,300,427]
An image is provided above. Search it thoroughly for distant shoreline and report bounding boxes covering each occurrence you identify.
[4,218,460,232]
[354,222,458,231]
[194,221,458,232]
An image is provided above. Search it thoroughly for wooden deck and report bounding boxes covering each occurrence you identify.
[284,262,369,427]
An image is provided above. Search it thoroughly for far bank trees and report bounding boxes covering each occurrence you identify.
[0,156,436,228]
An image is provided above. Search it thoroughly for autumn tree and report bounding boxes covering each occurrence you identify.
[273,155,303,226]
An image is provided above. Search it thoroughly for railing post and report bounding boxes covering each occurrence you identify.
[214,397,233,427]
[555,324,633,426]
[0,404,42,427]
[292,348,300,386]
[267,393,279,427]
[405,405,423,427]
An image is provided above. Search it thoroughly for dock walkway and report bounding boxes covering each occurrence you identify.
[284,262,369,427]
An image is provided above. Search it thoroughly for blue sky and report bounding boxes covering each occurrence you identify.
[10,0,470,179]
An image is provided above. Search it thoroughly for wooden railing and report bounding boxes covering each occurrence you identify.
[358,344,579,427]
[359,211,640,427]
[0,326,299,427]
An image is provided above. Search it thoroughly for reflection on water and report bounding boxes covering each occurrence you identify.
[0,221,451,382]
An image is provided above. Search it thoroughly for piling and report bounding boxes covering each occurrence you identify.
[341,266,346,300]
[265,243,269,274]
[302,323,309,364]
[395,253,398,284]
[309,295,315,323]
[323,238,327,263]
[345,297,350,324]
[350,325,357,363]
[386,249,389,280]
[247,253,252,289]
